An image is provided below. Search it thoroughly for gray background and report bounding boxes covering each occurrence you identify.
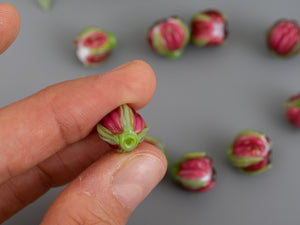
[1,0,300,224]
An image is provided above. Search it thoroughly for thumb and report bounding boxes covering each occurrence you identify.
[40,142,167,225]
[0,3,20,54]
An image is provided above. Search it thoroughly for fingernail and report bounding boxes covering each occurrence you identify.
[110,61,132,72]
[112,154,165,210]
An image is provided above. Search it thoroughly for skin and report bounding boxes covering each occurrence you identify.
[0,3,167,225]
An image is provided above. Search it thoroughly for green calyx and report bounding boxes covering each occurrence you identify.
[106,31,117,48]
[38,0,51,12]
[228,149,264,168]
[235,129,265,139]
[180,178,207,189]
[97,124,120,146]
[191,13,211,22]
[285,98,300,108]
[119,131,140,152]
[242,164,272,175]
[165,50,184,59]
[97,125,147,153]
[183,152,206,160]
[192,38,210,47]
[172,162,180,182]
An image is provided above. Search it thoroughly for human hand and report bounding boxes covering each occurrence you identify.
[0,3,167,224]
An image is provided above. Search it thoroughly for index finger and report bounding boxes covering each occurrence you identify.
[0,60,156,184]
[0,3,20,54]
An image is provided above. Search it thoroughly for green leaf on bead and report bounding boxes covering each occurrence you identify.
[106,32,117,49]
[192,38,210,47]
[242,164,272,175]
[183,152,206,160]
[153,31,167,55]
[235,129,265,139]
[180,178,207,189]
[119,130,140,152]
[228,151,263,168]
[96,124,120,146]
[285,99,300,108]
[191,13,211,22]
[172,162,180,182]
[38,0,51,12]
[165,50,184,59]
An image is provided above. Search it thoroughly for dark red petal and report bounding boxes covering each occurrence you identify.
[204,10,224,20]
[191,20,213,38]
[286,107,300,127]
[134,112,146,133]
[86,52,110,64]
[160,22,185,51]
[83,32,108,48]
[232,135,267,157]
[100,106,123,134]
[178,157,212,180]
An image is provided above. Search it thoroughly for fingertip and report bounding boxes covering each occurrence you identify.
[110,142,167,211]
[131,60,157,108]
[133,141,168,171]
[107,60,157,110]
[0,3,20,54]
[130,60,156,79]
[40,142,167,225]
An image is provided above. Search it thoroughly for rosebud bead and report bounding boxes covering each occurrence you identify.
[191,9,228,47]
[147,16,190,59]
[172,153,215,192]
[228,130,272,175]
[267,19,300,57]
[74,27,117,66]
[285,93,300,127]
[97,104,149,153]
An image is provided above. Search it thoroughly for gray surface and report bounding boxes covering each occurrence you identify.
[2,0,300,224]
